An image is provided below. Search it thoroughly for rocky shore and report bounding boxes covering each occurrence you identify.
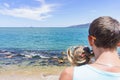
[0,49,70,80]
[0,49,70,67]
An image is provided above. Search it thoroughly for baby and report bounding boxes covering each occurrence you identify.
[67,46,94,66]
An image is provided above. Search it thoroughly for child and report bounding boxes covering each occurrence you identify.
[67,46,94,66]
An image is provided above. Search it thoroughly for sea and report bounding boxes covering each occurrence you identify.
[0,27,119,66]
[0,27,89,50]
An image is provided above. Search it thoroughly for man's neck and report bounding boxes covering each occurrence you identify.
[93,47,120,65]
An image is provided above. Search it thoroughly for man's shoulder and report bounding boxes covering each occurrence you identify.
[59,67,74,80]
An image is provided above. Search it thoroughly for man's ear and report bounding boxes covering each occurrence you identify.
[88,36,93,46]
[117,42,120,47]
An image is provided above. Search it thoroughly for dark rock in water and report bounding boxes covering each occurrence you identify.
[10,51,16,54]
[40,60,49,66]
[48,59,58,65]
[15,54,25,58]
[5,54,13,59]
[5,62,12,65]
[58,59,64,64]
[32,55,41,59]
[0,50,8,53]
[28,61,36,65]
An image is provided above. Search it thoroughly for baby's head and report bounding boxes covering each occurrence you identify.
[67,46,93,66]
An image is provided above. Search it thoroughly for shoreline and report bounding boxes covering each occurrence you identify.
[0,49,69,80]
[0,49,69,66]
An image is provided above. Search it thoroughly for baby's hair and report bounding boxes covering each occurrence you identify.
[67,46,93,66]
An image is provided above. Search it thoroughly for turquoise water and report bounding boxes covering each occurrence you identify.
[0,27,89,50]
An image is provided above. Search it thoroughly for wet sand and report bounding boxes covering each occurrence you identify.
[0,74,59,80]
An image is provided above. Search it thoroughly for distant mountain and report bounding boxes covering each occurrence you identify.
[68,23,90,28]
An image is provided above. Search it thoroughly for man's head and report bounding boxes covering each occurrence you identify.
[89,16,120,49]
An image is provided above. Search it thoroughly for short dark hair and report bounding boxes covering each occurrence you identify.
[89,16,120,48]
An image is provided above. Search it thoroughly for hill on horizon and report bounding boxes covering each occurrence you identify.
[68,23,90,28]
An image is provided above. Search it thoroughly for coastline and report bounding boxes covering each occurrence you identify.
[0,49,69,66]
[0,49,68,80]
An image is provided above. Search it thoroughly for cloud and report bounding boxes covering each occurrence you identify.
[0,0,57,20]
[3,3,10,8]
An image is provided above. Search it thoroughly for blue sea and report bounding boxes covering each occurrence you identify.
[0,27,89,50]
[0,27,119,66]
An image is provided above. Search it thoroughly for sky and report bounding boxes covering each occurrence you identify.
[0,0,120,27]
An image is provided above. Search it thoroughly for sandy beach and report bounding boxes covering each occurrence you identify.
[0,74,59,80]
[0,65,66,80]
